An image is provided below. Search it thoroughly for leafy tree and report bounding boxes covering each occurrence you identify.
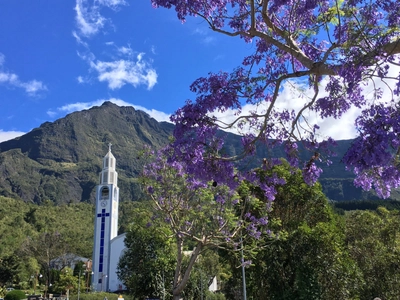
[0,256,19,287]
[118,203,231,300]
[53,267,78,296]
[180,249,229,300]
[19,231,69,295]
[150,0,400,199]
[140,148,271,300]
[344,207,400,299]
[0,198,93,292]
[0,197,32,255]
[251,222,361,300]
[4,290,26,300]
[0,197,39,286]
[222,162,362,299]
[26,202,94,259]
[117,202,176,300]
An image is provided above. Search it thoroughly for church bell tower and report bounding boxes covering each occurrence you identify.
[92,143,119,292]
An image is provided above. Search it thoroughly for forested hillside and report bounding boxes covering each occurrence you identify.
[2,185,400,299]
[0,102,398,204]
[0,196,137,288]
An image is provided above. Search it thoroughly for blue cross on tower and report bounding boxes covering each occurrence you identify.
[97,209,110,219]
[97,209,110,272]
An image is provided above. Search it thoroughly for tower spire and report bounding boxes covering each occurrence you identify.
[92,146,120,292]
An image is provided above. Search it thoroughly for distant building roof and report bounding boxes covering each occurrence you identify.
[50,253,91,270]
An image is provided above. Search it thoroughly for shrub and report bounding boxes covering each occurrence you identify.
[4,290,26,300]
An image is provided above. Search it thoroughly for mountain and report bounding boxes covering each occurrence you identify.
[0,102,172,204]
[0,101,398,203]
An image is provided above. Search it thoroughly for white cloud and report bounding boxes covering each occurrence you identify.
[73,1,157,91]
[193,27,216,45]
[203,36,216,44]
[74,0,107,37]
[130,103,171,122]
[0,53,47,96]
[0,130,25,142]
[96,0,127,9]
[76,50,96,63]
[48,98,171,122]
[194,28,207,35]
[77,76,85,83]
[76,46,158,90]
[0,53,5,66]
[117,45,133,56]
[20,80,48,95]
[72,30,89,47]
[46,110,58,118]
[89,53,158,90]
[74,0,127,38]
[211,64,400,141]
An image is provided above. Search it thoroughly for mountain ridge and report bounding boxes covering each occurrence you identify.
[0,101,397,203]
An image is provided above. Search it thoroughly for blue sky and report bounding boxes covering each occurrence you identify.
[1,1,397,143]
[0,0,255,142]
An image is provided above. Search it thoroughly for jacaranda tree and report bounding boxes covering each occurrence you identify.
[140,147,272,299]
[142,0,399,298]
[149,0,400,199]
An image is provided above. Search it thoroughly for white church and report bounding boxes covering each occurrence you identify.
[91,144,126,292]
[90,144,218,293]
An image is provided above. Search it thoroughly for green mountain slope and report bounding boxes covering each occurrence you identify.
[0,101,398,203]
[0,102,172,204]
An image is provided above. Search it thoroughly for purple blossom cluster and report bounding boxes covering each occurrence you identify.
[302,161,323,185]
[244,214,270,239]
[343,104,400,198]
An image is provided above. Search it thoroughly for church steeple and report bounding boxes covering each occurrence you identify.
[92,143,120,292]
[99,143,118,185]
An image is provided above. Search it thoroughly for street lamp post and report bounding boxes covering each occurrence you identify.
[241,237,247,300]
[78,270,81,300]
[86,271,94,292]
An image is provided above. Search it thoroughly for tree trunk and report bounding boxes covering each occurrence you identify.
[172,294,182,300]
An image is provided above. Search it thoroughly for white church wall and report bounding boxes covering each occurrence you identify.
[209,276,218,292]
[108,233,127,292]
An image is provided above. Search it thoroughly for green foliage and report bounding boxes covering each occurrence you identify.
[67,292,128,300]
[264,160,332,230]
[0,197,94,287]
[0,102,395,205]
[222,161,362,299]
[345,208,400,299]
[117,202,176,299]
[138,146,281,299]
[180,249,229,300]
[4,290,26,300]
[68,292,126,300]
[0,102,172,204]
[334,199,400,211]
[0,256,19,287]
[0,197,33,258]
[53,267,78,294]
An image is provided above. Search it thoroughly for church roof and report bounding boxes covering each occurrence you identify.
[104,143,115,159]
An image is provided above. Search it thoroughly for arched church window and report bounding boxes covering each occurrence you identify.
[101,187,109,198]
